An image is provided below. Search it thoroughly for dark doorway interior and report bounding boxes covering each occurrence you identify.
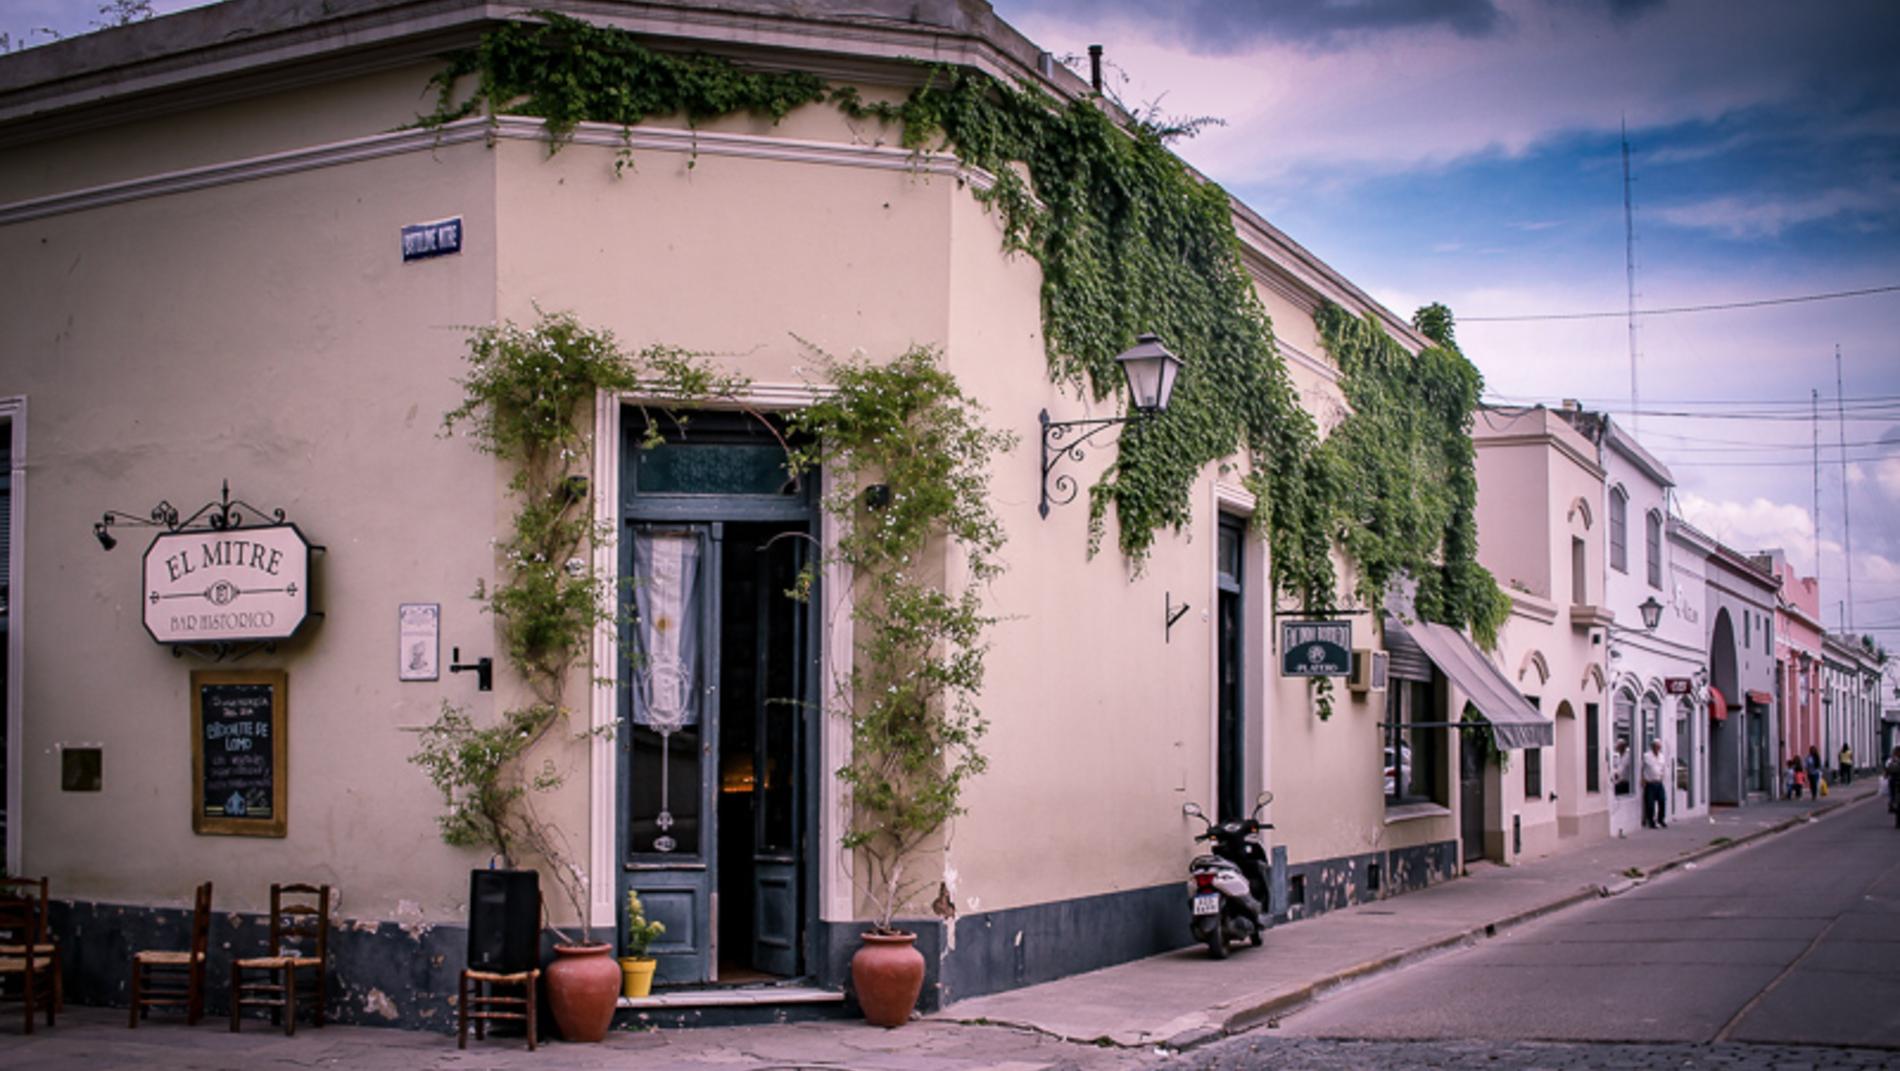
[1216,515,1244,822]
[715,522,806,983]
[1460,732,1487,864]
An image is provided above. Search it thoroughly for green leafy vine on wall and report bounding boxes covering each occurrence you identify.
[416,16,1508,697]
[785,347,1015,931]
[410,310,746,944]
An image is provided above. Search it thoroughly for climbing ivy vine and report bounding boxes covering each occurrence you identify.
[784,347,1014,930]
[411,309,746,944]
[416,14,1507,651]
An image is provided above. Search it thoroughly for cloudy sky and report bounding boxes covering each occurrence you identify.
[990,0,1900,651]
[7,1,1899,649]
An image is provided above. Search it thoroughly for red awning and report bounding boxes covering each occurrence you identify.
[1708,685,1728,721]
[1746,689,1774,706]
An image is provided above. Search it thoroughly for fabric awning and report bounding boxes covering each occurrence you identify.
[1746,689,1774,706]
[1390,618,1554,750]
[1708,686,1728,721]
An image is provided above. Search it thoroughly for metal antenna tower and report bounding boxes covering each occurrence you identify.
[1622,119,1639,435]
[1812,388,1821,591]
[1836,345,1854,629]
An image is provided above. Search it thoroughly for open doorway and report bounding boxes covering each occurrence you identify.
[715,522,806,983]
[619,410,817,990]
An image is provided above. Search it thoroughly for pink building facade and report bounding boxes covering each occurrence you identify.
[1762,551,1823,790]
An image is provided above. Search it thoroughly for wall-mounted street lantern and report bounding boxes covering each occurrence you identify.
[1638,595,1664,631]
[1039,333,1183,518]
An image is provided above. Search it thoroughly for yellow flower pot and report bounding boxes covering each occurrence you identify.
[618,956,657,999]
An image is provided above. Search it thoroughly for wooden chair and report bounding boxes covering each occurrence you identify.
[128,881,212,1028]
[457,889,541,1051]
[0,876,62,1015]
[230,883,329,1035]
[458,964,540,1051]
[0,875,59,1033]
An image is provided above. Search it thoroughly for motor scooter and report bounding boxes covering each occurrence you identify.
[1181,792,1273,959]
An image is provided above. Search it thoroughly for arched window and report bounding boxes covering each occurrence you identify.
[1646,509,1663,588]
[1612,688,1636,796]
[1609,487,1628,573]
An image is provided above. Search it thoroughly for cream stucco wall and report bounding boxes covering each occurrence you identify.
[1474,407,1611,854]
[3,55,1456,945]
[1,126,502,919]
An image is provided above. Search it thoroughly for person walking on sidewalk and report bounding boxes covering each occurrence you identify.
[1839,743,1854,786]
[1787,756,1805,799]
[1643,739,1668,828]
[1806,745,1826,798]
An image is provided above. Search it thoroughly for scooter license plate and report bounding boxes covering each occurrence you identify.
[1192,892,1221,916]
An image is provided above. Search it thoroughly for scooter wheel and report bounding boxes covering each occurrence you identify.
[1206,931,1229,960]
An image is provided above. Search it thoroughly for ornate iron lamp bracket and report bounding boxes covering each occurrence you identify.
[94,479,288,547]
[1039,408,1145,518]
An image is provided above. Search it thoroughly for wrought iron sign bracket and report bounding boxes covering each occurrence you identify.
[1039,408,1148,518]
[1165,592,1191,643]
[93,479,290,549]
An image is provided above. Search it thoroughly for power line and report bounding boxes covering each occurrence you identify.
[1461,283,1900,323]
[1484,393,1900,409]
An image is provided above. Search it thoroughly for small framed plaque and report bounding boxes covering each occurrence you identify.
[399,603,441,681]
[192,669,288,837]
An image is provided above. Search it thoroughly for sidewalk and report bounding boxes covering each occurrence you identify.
[937,784,1883,1049]
[0,786,1878,1070]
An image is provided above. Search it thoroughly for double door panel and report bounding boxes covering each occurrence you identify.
[621,522,808,986]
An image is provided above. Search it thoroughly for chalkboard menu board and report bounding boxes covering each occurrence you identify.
[191,669,287,837]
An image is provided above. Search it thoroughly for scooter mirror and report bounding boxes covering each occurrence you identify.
[1182,802,1205,819]
[1255,790,1275,808]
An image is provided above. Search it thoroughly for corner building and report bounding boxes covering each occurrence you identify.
[0,0,1504,1027]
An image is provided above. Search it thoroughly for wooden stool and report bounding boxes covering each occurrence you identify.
[230,883,329,1035]
[459,967,539,1050]
[129,881,212,1027]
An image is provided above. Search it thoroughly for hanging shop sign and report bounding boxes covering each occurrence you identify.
[1664,677,1694,695]
[1280,620,1352,677]
[143,524,311,644]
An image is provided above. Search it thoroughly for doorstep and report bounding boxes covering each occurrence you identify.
[619,985,845,1009]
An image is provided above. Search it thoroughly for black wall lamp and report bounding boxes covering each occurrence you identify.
[1638,595,1664,631]
[1039,333,1183,518]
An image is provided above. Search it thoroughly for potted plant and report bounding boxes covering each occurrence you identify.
[413,311,745,1042]
[617,890,665,998]
[786,349,1011,1027]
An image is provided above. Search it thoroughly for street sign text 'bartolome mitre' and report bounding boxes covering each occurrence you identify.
[142,525,312,644]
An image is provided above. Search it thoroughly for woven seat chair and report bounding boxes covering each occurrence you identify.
[0,877,62,1025]
[128,881,212,1027]
[230,883,330,1035]
[0,876,60,1034]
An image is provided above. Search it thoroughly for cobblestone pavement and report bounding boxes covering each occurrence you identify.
[1156,1037,1900,1070]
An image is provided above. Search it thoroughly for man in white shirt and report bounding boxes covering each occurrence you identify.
[1641,739,1668,829]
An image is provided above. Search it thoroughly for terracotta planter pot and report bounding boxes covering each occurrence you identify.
[850,931,924,1028]
[545,943,619,1042]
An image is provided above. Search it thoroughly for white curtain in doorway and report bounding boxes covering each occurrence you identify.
[632,531,702,732]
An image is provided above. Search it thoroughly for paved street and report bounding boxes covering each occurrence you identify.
[1275,794,1900,1048]
[0,790,1891,1070]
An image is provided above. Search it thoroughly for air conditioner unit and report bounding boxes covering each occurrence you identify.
[1348,649,1389,694]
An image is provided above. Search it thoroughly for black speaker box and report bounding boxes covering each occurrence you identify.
[468,869,540,974]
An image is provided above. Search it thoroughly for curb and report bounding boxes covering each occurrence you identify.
[1163,790,1882,1053]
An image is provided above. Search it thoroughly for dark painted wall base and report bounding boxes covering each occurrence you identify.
[50,840,1458,1033]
